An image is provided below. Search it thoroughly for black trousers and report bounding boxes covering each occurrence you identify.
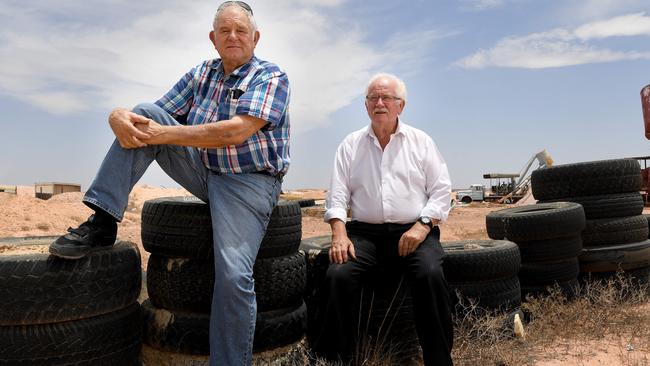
[312,221,454,366]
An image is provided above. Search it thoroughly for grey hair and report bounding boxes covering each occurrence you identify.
[366,73,408,103]
[213,3,258,33]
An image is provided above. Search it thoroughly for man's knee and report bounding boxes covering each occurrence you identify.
[132,102,163,118]
[414,262,445,285]
[325,262,356,288]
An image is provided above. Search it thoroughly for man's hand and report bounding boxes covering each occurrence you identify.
[329,235,356,264]
[135,118,167,145]
[108,108,152,149]
[398,223,430,257]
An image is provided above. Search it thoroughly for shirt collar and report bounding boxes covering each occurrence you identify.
[365,117,405,138]
[211,55,258,78]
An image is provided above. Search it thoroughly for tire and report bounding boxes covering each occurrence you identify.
[141,197,212,258]
[518,258,579,285]
[645,214,650,239]
[0,303,142,366]
[142,197,301,259]
[147,252,306,312]
[254,302,307,352]
[579,240,650,273]
[486,202,586,242]
[582,215,649,247]
[296,198,316,208]
[142,299,306,354]
[449,276,521,312]
[441,240,520,282]
[538,192,644,219]
[521,278,580,299]
[461,196,472,204]
[0,237,141,326]
[516,236,583,262]
[580,266,650,289]
[531,159,641,200]
[254,252,307,311]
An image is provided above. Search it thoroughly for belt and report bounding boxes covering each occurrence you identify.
[253,170,284,180]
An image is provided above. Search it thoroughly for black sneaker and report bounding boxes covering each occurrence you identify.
[49,214,117,259]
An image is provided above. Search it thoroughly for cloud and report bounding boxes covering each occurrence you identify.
[561,0,648,22]
[458,0,505,11]
[455,12,650,69]
[574,12,650,39]
[0,0,447,134]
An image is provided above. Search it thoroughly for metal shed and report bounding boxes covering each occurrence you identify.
[34,182,81,200]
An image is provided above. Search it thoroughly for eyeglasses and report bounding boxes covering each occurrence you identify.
[366,94,402,103]
[218,1,253,15]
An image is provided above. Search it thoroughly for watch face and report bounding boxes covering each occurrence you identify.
[420,217,431,225]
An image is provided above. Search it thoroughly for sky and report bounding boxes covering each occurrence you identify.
[1,0,650,191]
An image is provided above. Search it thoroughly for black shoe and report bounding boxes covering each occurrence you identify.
[49,214,117,259]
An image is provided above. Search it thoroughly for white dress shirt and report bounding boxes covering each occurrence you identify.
[324,120,452,225]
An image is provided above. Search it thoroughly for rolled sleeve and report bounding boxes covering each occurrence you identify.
[324,141,351,223]
[420,139,452,223]
[235,72,290,131]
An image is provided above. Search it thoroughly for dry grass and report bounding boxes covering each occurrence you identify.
[453,273,650,366]
[300,273,650,366]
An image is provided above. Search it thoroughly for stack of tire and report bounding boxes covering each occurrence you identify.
[139,197,307,365]
[487,202,586,298]
[442,239,522,313]
[532,159,650,288]
[301,237,521,363]
[0,236,142,365]
[300,236,420,365]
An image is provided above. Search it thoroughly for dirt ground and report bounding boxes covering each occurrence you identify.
[0,185,648,365]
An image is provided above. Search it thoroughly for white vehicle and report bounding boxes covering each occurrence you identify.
[455,184,487,204]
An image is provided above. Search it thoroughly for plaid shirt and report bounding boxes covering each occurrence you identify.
[155,56,290,175]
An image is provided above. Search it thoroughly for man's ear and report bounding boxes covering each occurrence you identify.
[253,30,260,46]
[209,30,217,49]
[398,100,406,114]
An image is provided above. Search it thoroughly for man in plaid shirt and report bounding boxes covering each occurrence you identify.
[49,2,290,364]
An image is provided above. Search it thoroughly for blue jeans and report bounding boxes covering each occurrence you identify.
[84,103,282,366]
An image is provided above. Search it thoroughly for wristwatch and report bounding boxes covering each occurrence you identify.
[417,216,434,230]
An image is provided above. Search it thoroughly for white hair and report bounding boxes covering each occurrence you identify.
[213,3,258,33]
[366,73,408,103]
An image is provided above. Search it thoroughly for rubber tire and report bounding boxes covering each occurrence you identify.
[461,196,472,204]
[579,239,650,273]
[142,299,306,354]
[538,192,644,219]
[518,257,580,285]
[521,278,580,299]
[141,196,212,258]
[147,252,306,312]
[449,276,521,313]
[441,240,520,282]
[486,202,586,242]
[645,214,650,239]
[531,159,641,200]
[142,198,301,259]
[0,237,141,326]
[0,303,142,366]
[516,236,583,262]
[296,198,316,208]
[582,215,649,247]
[579,266,650,290]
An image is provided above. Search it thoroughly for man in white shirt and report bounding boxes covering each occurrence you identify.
[315,73,453,365]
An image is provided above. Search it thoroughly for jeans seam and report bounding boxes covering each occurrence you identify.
[83,197,122,221]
